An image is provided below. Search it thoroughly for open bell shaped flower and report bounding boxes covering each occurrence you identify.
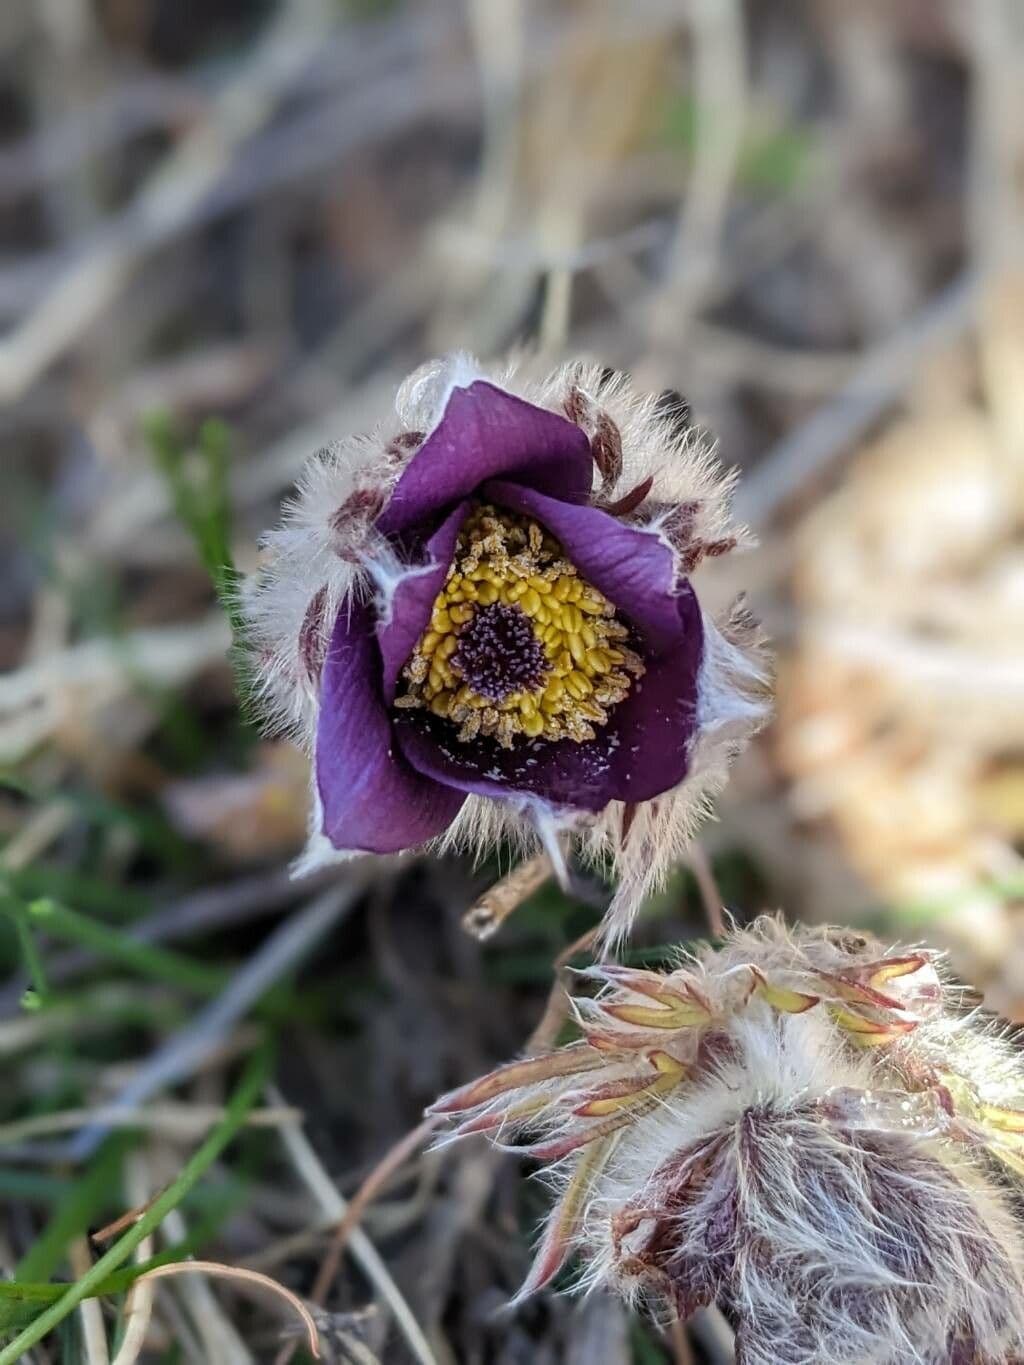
[432,916,1024,1364]
[241,354,768,938]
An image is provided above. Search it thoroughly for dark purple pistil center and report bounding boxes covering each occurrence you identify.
[451,603,549,702]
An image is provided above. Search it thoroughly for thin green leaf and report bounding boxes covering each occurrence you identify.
[0,1041,273,1363]
[26,898,226,997]
[0,885,52,1007]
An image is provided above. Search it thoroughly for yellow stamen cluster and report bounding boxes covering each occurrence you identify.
[396,504,644,747]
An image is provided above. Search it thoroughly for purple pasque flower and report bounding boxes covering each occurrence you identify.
[242,354,768,938]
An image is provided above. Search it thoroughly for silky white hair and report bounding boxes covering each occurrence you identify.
[240,353,770,934]
[435,916,1024,1363]
[585,1011,1024,1363]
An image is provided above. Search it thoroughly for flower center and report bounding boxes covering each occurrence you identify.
[395,504,644,747]
[451,603,549,702]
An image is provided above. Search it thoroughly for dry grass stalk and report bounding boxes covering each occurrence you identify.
[461,852,552,940]
[69,1237,109,1365]
[136,1262,320,1360]
[109,1153,156,1365]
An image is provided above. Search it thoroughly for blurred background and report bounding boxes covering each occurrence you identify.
[2,0,1024,1360]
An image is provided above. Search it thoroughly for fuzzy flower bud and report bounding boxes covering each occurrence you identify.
[432,916,1024,1363]
[241,354,768,938]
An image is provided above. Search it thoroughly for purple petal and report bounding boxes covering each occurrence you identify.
[394,588,704,811]
[484,481,681,653]
[376,500,470,704]
[316,600,465,852]
[377,382,593,536]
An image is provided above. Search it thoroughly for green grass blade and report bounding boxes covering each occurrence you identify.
[145,411,252,705]
[0,1139,131,1334]
[0,1041,272,1363]
[26,898,226,996]
[0,895,52,1008]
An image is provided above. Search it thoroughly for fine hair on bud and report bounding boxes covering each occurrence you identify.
[432,915,1024,1364]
